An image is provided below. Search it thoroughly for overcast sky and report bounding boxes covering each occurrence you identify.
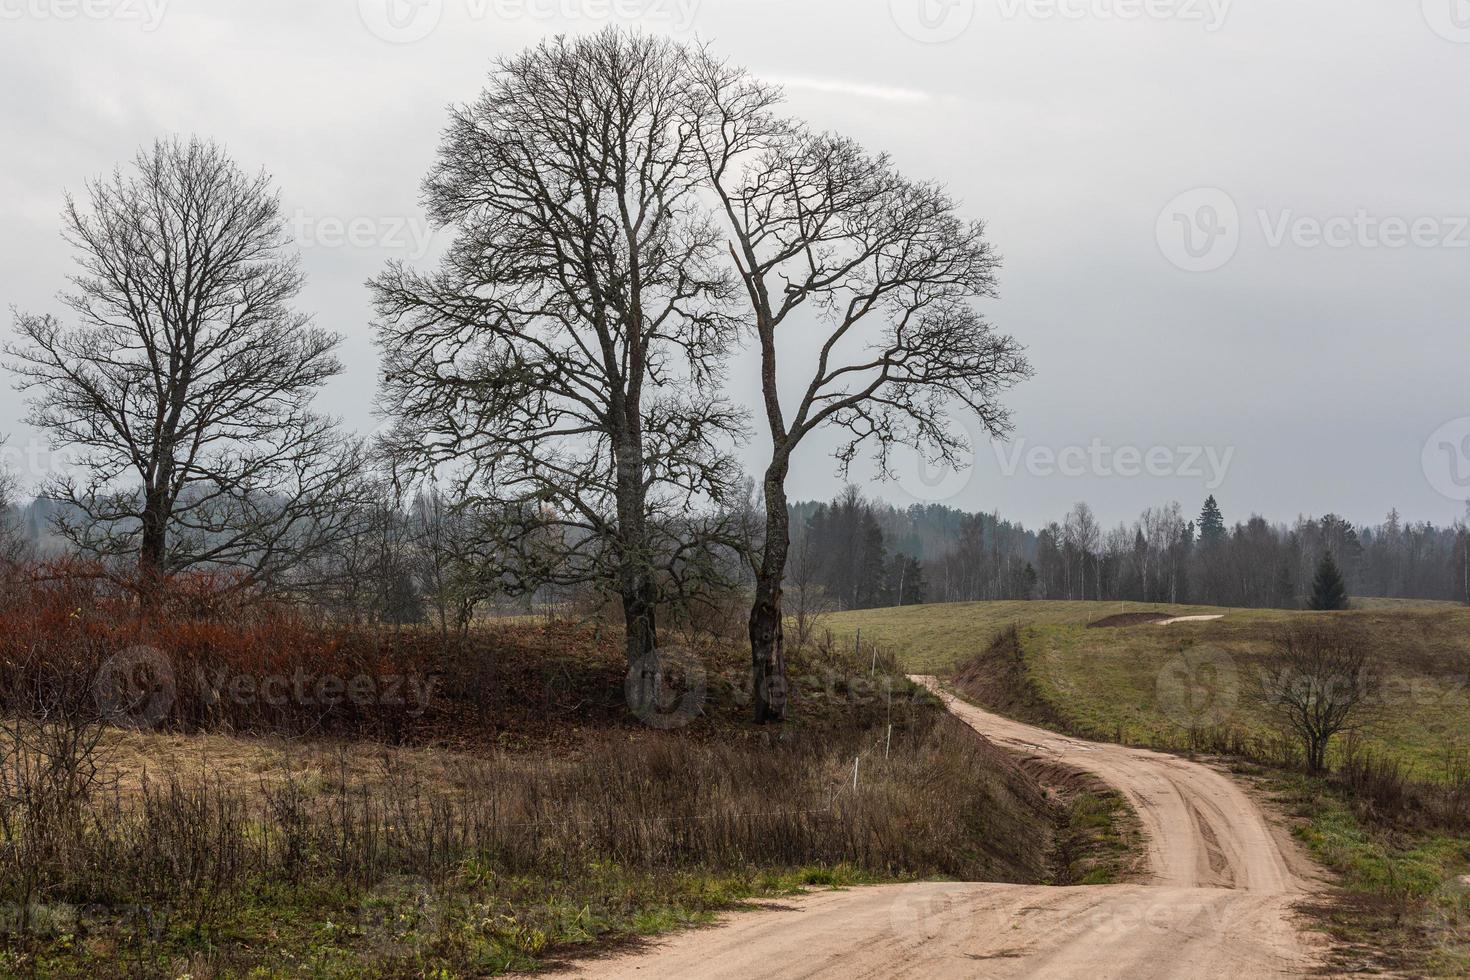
[2,0,1467,530]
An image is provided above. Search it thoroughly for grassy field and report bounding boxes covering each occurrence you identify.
[828,598,1470,774]
[824,600,1224,673]
[831,597,1470,975]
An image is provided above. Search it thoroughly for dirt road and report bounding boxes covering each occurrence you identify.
[562,679,1323,979]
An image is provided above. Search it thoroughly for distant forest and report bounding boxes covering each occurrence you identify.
[789,488,1470,611]
[13,488,1470,616]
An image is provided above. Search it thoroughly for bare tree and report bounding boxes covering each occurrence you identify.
[5,137,359,593]
[0,440,27,571]
[1256,625,1373,774]
[373,31,744,669]
[1064,502,1100,600]
[407,488,509,644]
[689,56,1032,721]
[786,526,830,653]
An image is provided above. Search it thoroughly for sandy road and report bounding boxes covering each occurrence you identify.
[560,679,1323,979]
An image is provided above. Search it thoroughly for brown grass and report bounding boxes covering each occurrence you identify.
[0,568,1090,975]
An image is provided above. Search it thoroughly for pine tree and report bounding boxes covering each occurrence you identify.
[1198,495,1226,547]
[1309,552,1349,611]
[855,514,888,609]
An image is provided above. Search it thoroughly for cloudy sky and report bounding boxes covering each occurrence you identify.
[1,0,1467,530]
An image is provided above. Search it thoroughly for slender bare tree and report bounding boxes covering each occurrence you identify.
[373,30,744,669]
[1257,625,1374,774]
[689,55,1032,721]
[6,137,359,593]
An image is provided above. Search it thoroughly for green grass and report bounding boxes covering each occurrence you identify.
[0,863,880,979]
[1268,771,1470,976]
[825,600,1224,674]
[831,599,1470,776]
[839,597,1470,975]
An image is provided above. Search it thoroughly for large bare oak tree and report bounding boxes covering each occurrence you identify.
[373,30,743,669]
[690,55,1033,721]
[6,137,359,591]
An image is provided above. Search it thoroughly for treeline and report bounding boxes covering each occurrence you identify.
[790,490,1470,611]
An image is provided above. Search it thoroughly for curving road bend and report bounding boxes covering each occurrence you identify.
[560,678,1324,979]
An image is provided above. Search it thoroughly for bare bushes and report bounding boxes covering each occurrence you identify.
[0,705,1051,953]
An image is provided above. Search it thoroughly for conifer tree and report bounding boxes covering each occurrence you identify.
[1309,552,1349,611]
[1198,495,1227,547]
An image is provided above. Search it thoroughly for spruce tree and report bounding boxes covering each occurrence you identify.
[1309,552,1349,611]
[1198,495,1226,547]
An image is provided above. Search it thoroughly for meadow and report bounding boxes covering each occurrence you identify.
[829,598,1470,774]
[829,597,1470,974]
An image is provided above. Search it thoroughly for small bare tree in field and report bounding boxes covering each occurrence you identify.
[1257,625,1373,774]
[688,55,1032,721]
[6,137,360,594]
[373,31,744,668]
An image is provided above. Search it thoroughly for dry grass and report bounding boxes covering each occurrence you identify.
[0,703,1068,977]
[0,571,1095,976]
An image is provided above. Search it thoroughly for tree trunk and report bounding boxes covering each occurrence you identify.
[1305,735,1327,775]
[751,460,790,724]
[613,412,658,670]
[138,484,168,605]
